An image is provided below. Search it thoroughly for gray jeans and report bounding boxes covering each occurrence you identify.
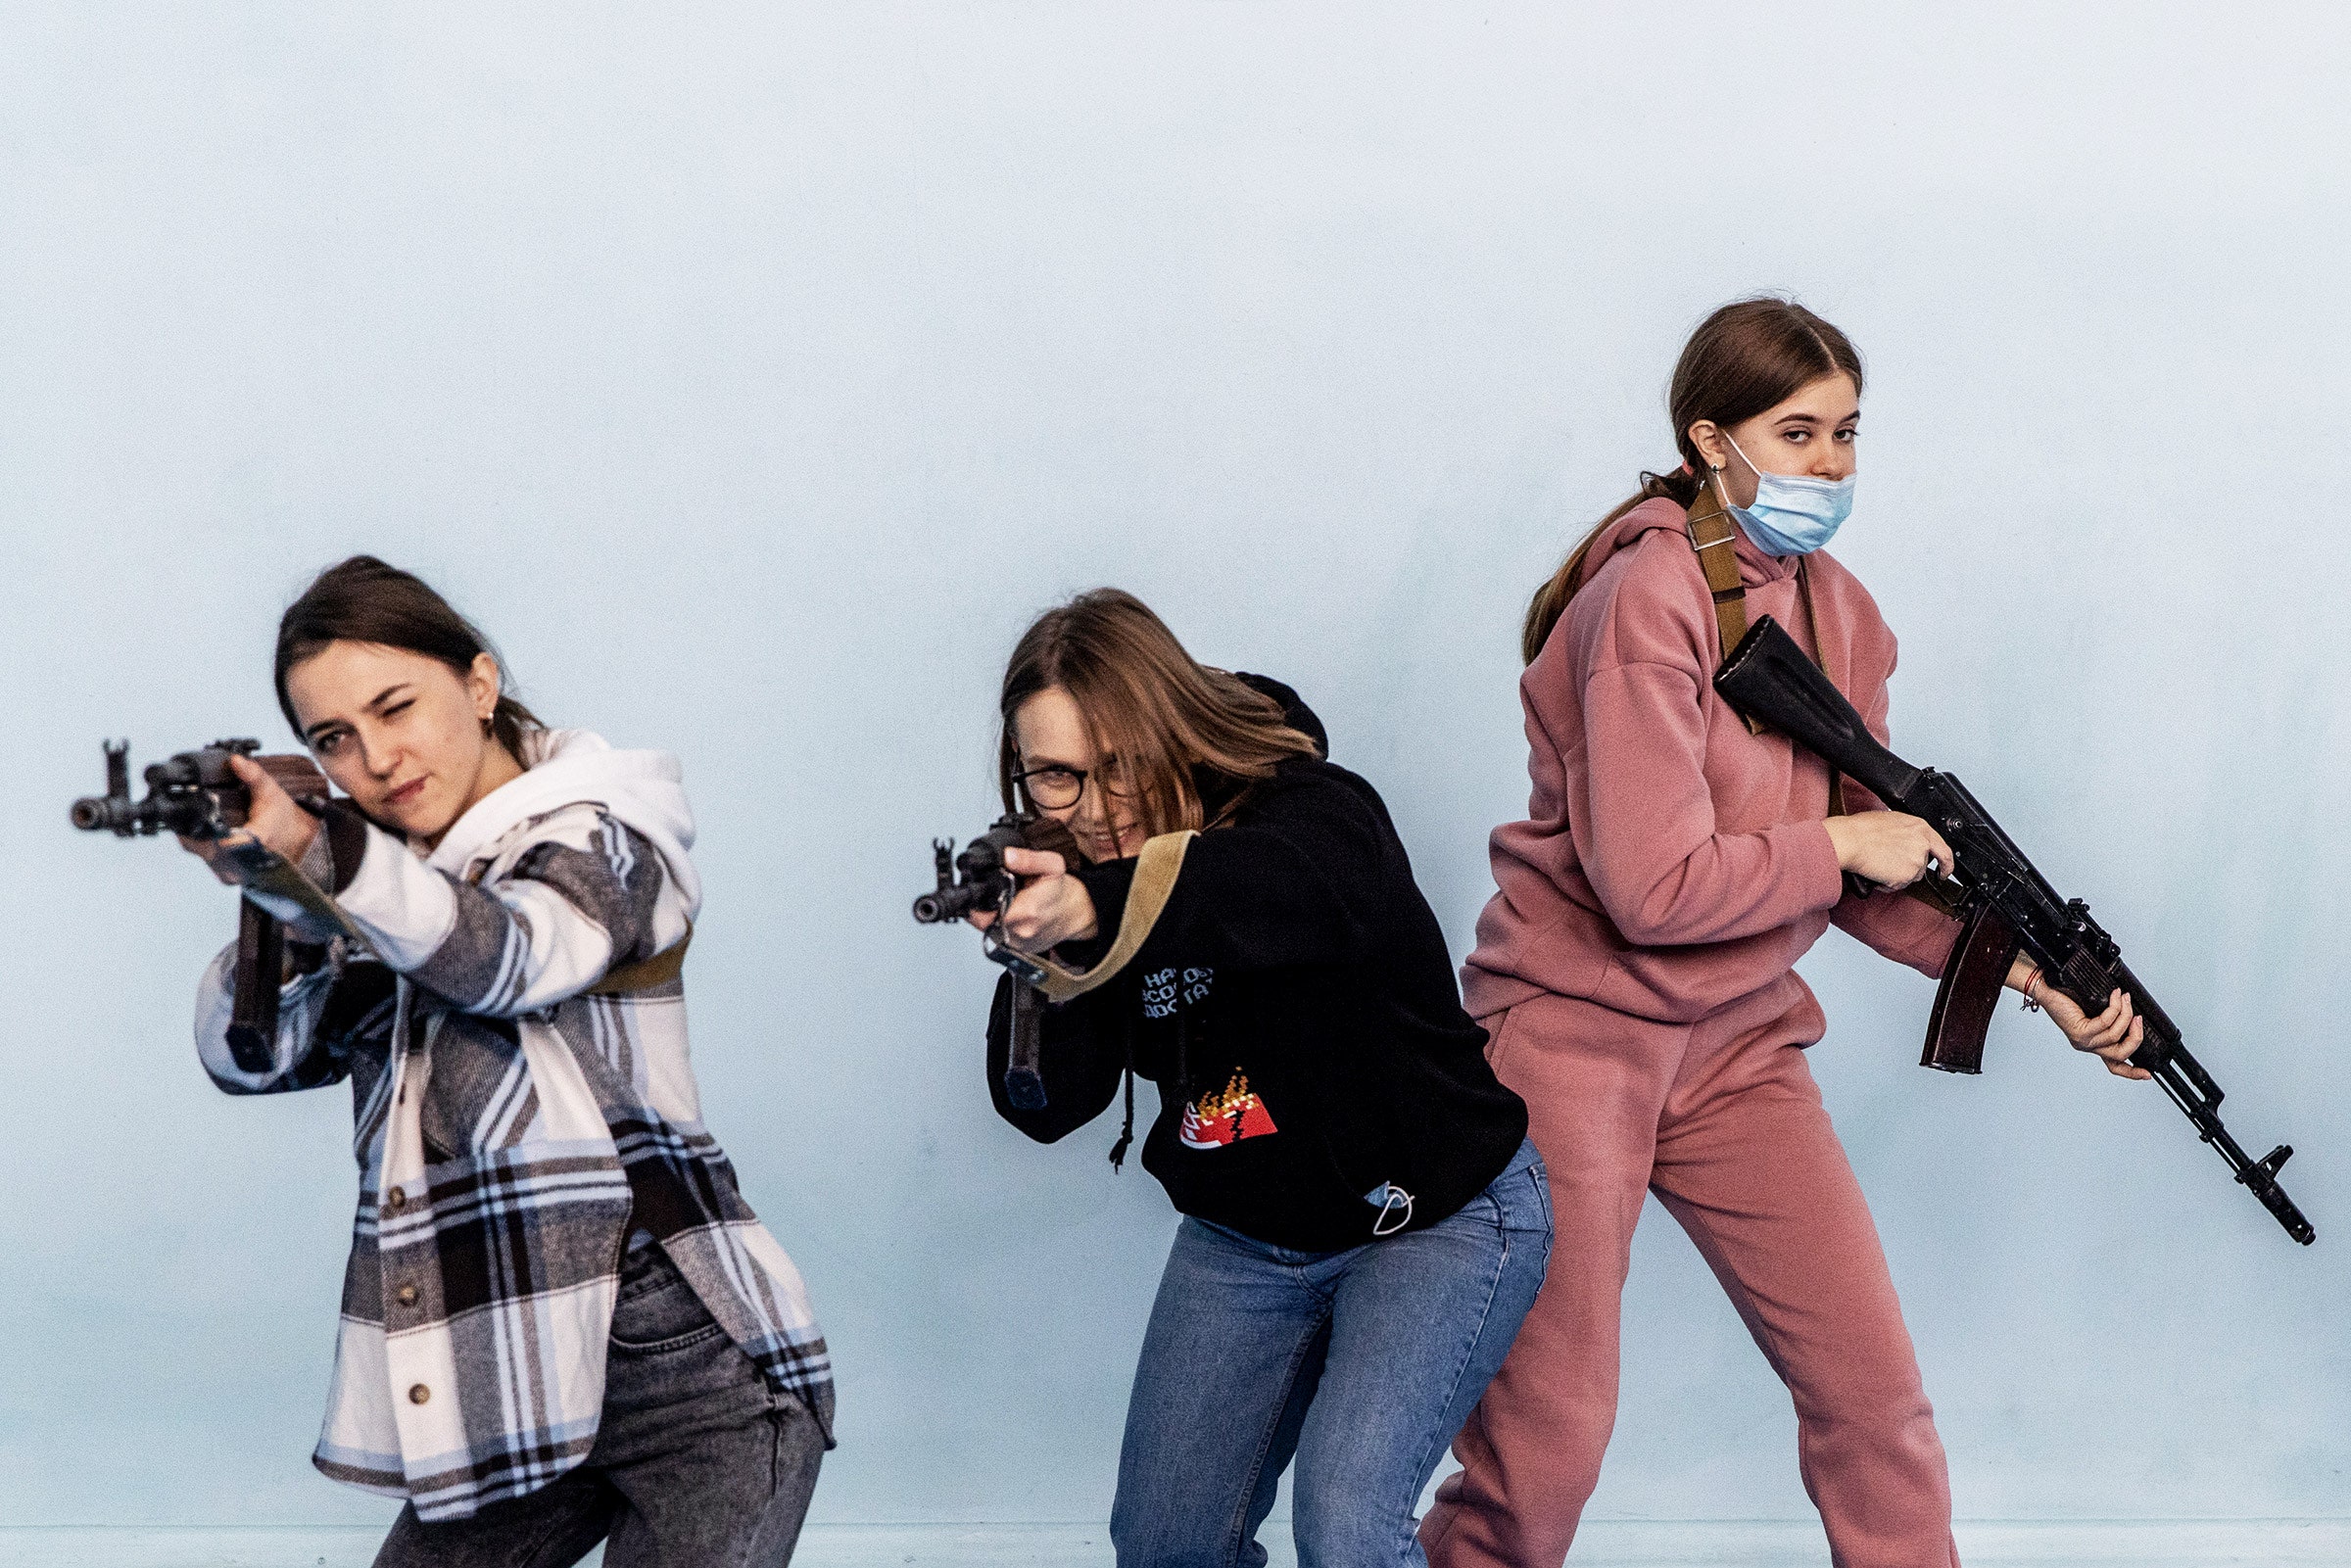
[373,1245,828,1568]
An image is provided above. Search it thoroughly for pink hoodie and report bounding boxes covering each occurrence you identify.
[1463,496,1960,1025]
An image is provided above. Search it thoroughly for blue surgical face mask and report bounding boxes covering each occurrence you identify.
[1725,434,1853,556]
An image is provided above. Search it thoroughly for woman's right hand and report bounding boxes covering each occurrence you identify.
[1824,810,1956,892]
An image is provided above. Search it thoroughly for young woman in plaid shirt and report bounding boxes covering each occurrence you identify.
[182,556,832,1566]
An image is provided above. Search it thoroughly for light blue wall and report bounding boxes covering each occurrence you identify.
[3,0,2343,1530]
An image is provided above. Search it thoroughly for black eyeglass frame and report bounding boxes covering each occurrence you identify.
[1011,761,1138,811]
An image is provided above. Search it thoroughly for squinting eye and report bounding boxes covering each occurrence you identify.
[385,702,411,719]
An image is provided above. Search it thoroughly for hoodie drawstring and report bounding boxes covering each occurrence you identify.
[1108,1015,1137,1171]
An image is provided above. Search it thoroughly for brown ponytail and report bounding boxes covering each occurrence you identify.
[1520,296,1865,664]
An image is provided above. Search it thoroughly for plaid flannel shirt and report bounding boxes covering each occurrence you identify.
[194,731,831,1521]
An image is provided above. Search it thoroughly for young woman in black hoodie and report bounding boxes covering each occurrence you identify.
[974,589,1549,1568]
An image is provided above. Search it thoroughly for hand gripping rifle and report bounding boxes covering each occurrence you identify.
[913,814,1084,1111]
[1714,618,2314,1245]
[72,738,340,1075]
[916,812,1196,1123]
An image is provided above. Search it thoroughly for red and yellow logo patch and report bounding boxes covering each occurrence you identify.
[1178,1072,1278,1150]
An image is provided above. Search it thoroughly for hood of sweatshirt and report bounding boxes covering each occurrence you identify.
[1233,671,1328,757]
[422,728,701,917]
[1577,494,1802,595]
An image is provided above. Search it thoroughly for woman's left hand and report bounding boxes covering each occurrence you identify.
[967,845,1100,951]
[2009,958,2152,1080]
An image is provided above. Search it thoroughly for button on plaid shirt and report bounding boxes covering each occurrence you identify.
[195,732,831,1521]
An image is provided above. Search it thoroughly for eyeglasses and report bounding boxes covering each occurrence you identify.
[1013,759,1139,811]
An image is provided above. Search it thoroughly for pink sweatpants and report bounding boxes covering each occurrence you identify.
[1420,978,1959,1568]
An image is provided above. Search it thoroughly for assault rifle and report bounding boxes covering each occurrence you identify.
[1713,619,2314,1245]
[72,738,343,1075]
[913,813,1081,1111]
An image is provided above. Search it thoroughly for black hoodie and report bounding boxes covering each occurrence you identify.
[985,676,1528,1251]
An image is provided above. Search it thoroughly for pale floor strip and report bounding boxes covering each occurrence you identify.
[2,1521,2348,1566]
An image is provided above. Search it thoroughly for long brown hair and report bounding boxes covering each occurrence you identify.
[275,555,544,757]
[1520,296,1865,663]
[998,589,1320,839]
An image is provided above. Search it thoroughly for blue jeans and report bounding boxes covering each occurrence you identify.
[1112,1138,1552,1568]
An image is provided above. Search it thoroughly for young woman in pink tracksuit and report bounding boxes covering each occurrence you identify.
[1417,298,2152,1568]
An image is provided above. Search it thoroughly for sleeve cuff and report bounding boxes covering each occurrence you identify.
[1838,889,1965,979]
[1912,915,1964,979]
[1779,819,1847,917]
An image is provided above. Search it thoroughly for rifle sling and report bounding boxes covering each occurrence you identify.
[588,926,692,994]
[1028,831,1197,1006]
[1797,559,1847,819]
[1685,473,1753,661]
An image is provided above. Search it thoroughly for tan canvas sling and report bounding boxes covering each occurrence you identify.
[1018,830,1198,1004]
[587,926,692,994]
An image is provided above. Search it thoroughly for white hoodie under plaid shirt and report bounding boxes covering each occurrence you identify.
[194,730,831,1521]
